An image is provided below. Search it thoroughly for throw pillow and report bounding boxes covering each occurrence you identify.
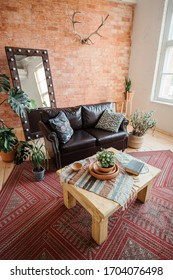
[49,111,74,144]
[95,109,124,132]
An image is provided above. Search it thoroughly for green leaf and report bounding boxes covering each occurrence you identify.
[0,74,10,93]
[8,88,31,117]
[0,127,18,153]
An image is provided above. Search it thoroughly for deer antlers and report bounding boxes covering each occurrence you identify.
[70,11,109,45]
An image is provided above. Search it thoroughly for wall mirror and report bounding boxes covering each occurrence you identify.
[5,46,56,140]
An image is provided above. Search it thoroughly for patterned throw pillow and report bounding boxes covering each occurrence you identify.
[95,109,124,132]
[49,111,73,144]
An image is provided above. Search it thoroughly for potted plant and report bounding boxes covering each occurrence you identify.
[124,77,133,100]
[0,120,18,162]
[96,149,116,173]
[0,73,31,162]
[128,110,157,149]
[14,140,47,181]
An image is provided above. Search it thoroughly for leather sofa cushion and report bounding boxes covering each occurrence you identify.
[63,106,82,130]
[41,106,82,130]
[61,129,96,153]
[82,102,112,128]
[41,108,62,124]
[85,128,127,145]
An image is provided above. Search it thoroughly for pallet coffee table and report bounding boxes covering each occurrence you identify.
[57,148,161,245]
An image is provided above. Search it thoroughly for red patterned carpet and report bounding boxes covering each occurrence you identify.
[0,150,173,260]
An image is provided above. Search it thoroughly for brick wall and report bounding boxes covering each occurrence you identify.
[0,0,134,127]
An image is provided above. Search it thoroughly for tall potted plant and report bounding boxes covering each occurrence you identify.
[124,77,133,100]
[0,73,31,162]
[128,110,157,149]
[14,140,47,181]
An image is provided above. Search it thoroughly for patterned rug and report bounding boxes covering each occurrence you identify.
[0,150,173,260]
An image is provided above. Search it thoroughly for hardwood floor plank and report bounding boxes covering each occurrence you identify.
[0,128,173,191]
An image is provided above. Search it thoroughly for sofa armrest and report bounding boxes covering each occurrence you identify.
[119,118,129,132]
[38,121,62,169]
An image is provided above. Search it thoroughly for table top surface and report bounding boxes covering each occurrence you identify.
[57,148,161,218]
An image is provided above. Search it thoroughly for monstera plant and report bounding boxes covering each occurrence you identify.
[0,73,32,162]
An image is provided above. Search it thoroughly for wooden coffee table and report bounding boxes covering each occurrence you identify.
[57,148,161,245]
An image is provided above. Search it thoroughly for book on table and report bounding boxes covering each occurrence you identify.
[125,159,145,175]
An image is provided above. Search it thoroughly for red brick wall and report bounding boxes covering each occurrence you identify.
[0,0,134,127]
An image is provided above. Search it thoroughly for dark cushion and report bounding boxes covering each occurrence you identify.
[41,108,62,124]
[41,106,82,128]
[85,128,128,145]
[61,129,96,153]
[49,111,73,144]
[95,110,124,132]
[62,106,82,130]
[82,102,112,128]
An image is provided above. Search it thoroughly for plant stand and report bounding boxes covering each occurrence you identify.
[121,91,134,117]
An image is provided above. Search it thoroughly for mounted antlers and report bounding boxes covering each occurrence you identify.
[70,11,109,45]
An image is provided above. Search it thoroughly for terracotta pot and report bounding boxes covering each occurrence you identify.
[128,133,144,149]
[0,144,18,162]
[96,161,115,173]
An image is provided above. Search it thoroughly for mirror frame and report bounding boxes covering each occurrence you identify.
[5,46,56,140]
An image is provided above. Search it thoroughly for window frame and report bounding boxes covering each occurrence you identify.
[153,0,173,105]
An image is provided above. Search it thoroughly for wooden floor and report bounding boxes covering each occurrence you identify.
[0,127,173,191]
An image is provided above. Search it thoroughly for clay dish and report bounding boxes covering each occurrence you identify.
[71,162,83,171]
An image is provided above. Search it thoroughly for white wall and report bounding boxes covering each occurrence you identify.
[129,0,173,134]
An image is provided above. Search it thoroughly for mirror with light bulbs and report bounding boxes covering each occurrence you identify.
[5,46,56,140]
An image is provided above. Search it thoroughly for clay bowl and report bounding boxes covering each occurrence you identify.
[96,161,115,173]
[89,162,119,180]
[71,162,83,171]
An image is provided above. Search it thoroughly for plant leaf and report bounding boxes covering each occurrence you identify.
[8,88,31,117]
[0,74,10,93]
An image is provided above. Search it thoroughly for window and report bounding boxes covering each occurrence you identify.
[153,0,173,104]
[35,64,50,107]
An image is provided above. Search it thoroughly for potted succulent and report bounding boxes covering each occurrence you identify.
[14,140,47,181]
[128,110,157,149]
[0,73,31,162]
[96,149,116,173]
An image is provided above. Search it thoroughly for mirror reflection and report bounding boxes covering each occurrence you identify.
[5,46,56,140]
[15,55,50,108]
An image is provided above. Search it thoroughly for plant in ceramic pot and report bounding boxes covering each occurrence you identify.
[14,140,47,181]
[96,149,116,173]
[128,110,157,149]
[0,73,32,161]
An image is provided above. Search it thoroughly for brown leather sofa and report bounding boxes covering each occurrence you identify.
[39,102,129,169]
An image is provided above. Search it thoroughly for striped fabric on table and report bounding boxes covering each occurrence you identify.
[60,153,138,208]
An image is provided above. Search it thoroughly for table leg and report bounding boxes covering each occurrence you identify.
[92,216,108,245]
[137,181,153,203]
[63,188,76,208]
